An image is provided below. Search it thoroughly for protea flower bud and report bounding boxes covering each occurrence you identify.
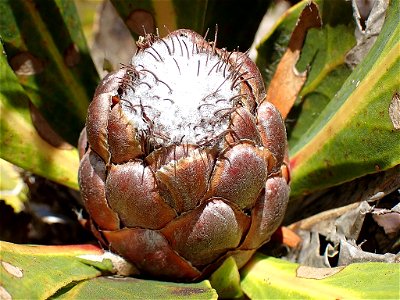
[78,29,290,281]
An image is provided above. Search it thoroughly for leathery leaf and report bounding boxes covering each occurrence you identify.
[54,277,217,300]
[0,42,80,190]
[209,256,243,299]
[288,0,356,147]
[0,241,105,300]
[241,253,400,300]
[289,0,400,197]
[0,0,98,144]
[0,241,217,300]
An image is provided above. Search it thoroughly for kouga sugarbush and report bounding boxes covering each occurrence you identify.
[78,29,290,281]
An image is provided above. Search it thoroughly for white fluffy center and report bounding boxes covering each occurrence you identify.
[121,34,241,146]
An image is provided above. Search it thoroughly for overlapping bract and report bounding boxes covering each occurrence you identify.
[78,29,290,281]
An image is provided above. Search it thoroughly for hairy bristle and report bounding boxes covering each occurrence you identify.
[120,32,246,148]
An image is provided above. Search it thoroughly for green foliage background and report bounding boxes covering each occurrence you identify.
[0,0,399,298]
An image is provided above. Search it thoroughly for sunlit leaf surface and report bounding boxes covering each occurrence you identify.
[0,242,105,299]
[0,159,28,212]
[289,0,400,196]
[256,0,399,197]
[209,257,243,299]
[0,42,80,190]
[54,276,217,300]
[241,254,400,299]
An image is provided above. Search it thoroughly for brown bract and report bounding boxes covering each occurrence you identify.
[78,29,290,281]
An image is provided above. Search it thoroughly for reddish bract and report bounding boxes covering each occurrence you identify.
[79,29,290,281]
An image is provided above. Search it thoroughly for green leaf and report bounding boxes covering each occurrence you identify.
[255,0,355,145]
[255,0,310,87]
[0,42,80,190]
[288,0,356,147]
[0,241,216,300]
[0,0,99,144]
[209,257,243,299]
[53,276,217,299]
[289,0,400,196]
[0,159,28,212]
[241,253,400,299]
[0,241,106,300]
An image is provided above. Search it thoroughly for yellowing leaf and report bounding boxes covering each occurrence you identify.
[0,242,104,300]
[241,254,400,299]
[54,277,217,299]
[0,42,80,190]
[289,0,400,196]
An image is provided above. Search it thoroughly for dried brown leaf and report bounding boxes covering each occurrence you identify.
[266,1,321,119]
[372,209,400,236]
[345,0,389,68]
[271,226,302,248]
[338,239,399,265]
